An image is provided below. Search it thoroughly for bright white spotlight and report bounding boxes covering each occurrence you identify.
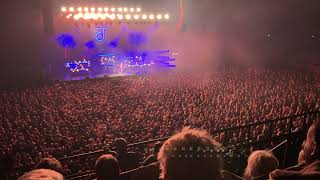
[69,7,74,12]
[123,7,128,12]
[164,14,170,19]
[98,7,103,12]
[92,13,98,20]
[104,7,108,12]
[66,14,72,19]
[118,7,123,12]
[84,13,91,20]
[157,14,162,20]
[77,13,84,18]
[74,15,80,20]
[110,13,115,20]
[77,7,82,12]
[125,14,131,20]
[84,7,89,12]
[117,14,123,20]
[137,8,141,12]
[111,7,116,12]
[149,14,155,20]
[91,7,96,12]
[97,13,103,19]
[142,14,147,20]
[130,8,135,12]
[61,7,67,12]
[134,14,140,20]
[101,14,107,20]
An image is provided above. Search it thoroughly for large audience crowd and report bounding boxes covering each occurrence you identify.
[0,69,320,179]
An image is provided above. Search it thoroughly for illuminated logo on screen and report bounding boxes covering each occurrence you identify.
[95,27,108,42]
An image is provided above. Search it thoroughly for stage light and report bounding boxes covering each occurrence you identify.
[137,8,141,12]
[110,13,115,20]
[142,14,147,20]
[157,14,162,20]
[111,7,116,12]
[91,7,96,12]
[78,13,84,18]
[84,7,89,12]
[118,7,123,12]
[101,14,107,20]
[104,7,108,12]
[149,14,155,20]
[130,8,135,12]
[134,14,140,20]
[117,14,123,20]
[78,7,82,12]
[125,14,131,20]
[83,13,89,20]
[92,14,98,20]
[69,7,75,12]
[61,7,67,12]
[124,7,128,12]
[98,7,103,12]
[164,14,170,19]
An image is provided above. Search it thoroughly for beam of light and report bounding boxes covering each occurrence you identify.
[118,7,123,12]
[84,7,89,12]
[157,14,162,20]
[137,8,141,12]
[130,8,135,12]
[69,7,74,12]
[61,7,67,12]
[78,7,82,12]
[111,7,116,12]
[104,7,109,12]
[91,7,96,12]
[123,7,128,12]
[164,14,170,20]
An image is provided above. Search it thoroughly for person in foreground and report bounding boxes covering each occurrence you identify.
[269,119,320,180]
[95,154,121,180]
[243,150,279,179]
[18,169,64,180]
[158,127,237,180]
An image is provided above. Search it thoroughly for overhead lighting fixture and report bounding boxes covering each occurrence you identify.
[61,7,67,12]
[125,14,131,20]
[134,14,140,20]
[142,14,147,20]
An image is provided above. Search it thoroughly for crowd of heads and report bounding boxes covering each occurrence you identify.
[0,69,320,179]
